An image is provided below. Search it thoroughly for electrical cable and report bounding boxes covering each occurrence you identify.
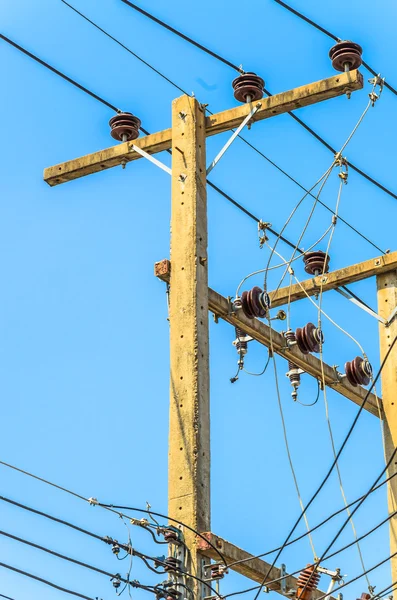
[0,529,139,586]
[119,0,397,201]
[0,562,96,600]
[269,349,318,559]
[296,445,397,600]
[60,0,386,256]
[0,595,15,600]
[273,0,397,97]
[0,29,380,314]
[316,171,372,587]
[223,511,397,600]
[1,467,395,578]
[1,489,395,597]
[0,496,214,599]
[225,470,397,569]
[0,463,227,568]
[0,33,119,113]
[249,335,397,600]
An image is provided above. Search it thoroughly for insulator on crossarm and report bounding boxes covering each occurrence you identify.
[345,356,372,387]
[329,40,363,72]
[109,112,141,142]
[232,72,265,103]
[296,564,321,600]
[241,286,271,319]
[303,251,330,276]
[295,323,324,354]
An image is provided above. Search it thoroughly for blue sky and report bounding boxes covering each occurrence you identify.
[0,1,396,599]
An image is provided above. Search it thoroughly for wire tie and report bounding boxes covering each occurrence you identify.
[88,497,99,506]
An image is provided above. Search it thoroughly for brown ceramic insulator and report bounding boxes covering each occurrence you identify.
[241,287,270,319]
[329,40,363,72]
[210,564,225,580]
[109,112,141,142]
[357,594,371,600]
[296,564,321,600]
[164,557,181,572]
[345,356,372,387]
[232,72,265,102]
[296,323,323,354]
[303,251,330,276]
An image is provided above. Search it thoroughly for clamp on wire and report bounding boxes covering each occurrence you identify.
[368,74,385,105]
[258,220,272,249]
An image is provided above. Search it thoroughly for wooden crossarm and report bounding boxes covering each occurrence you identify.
[44,70,362,186]
[155,259,382,417]
[270,251,397,308]
[197,532,336,600]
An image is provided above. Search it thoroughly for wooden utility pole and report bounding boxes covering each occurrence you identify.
[377,270,397,593]
[44,69,373,600]
[168,95,210,594]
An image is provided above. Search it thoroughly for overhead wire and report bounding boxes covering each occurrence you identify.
[0,562,96,600]
[273,0,397,97]
[0,460,227,568]
[1,468,395,579]
[119,0,397,201]
[59,0,386,256]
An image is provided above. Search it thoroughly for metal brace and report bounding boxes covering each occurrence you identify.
[206,103,261,174]
[131,144,172,175]
[335,287,387,325]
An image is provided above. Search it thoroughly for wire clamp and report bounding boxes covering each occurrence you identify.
[88,497,99,506]
[258,220,272,248]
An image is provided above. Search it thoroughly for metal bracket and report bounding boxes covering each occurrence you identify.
[206,103,261,174]
[280,564,287,595]
[131,144,172,175]
[335,288,387,325]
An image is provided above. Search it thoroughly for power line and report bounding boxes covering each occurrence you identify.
[2,462,396,578]
[119,0,397,201]
[0,529,138,586]
[0,34,119,113]
[0,460,227,568]
[0,562,94,600]
[273,0,397,97]
[0,594,15,600]
[0,31,377,312]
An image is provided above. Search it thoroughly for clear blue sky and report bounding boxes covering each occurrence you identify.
[0,1,396,599]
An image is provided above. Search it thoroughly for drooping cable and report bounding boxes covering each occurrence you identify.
[0,462,227,567]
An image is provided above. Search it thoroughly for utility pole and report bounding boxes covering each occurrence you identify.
[168,95,210,596]
[44,68,384,600]
[377,270,397,594]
